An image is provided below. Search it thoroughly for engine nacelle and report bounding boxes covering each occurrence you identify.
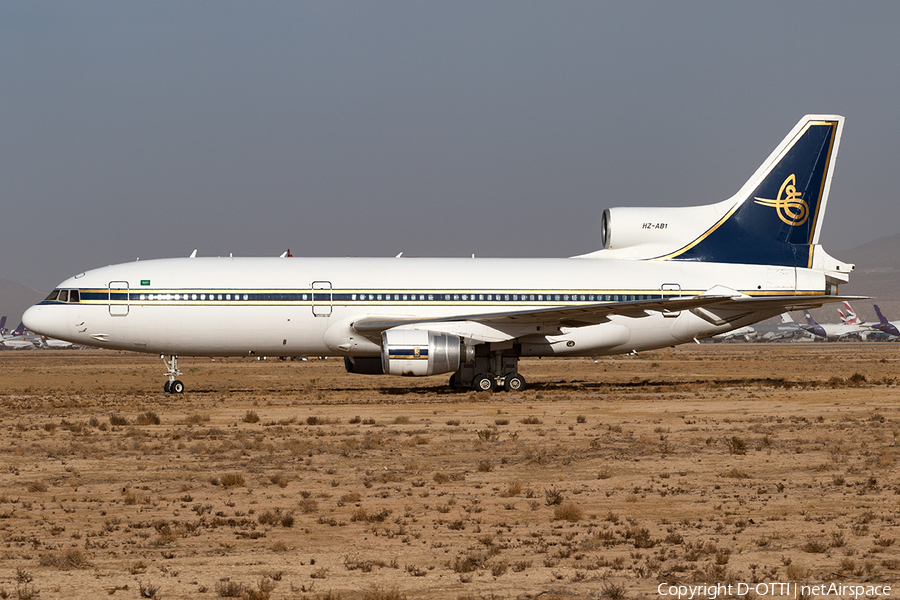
[600,204,720,254]
[381,329,471,377]
[344,356,384,375]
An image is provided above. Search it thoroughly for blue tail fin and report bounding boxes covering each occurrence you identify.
[874,304,889,325]
[664,115,843,267]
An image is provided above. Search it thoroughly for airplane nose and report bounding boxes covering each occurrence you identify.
[22,304,44,335]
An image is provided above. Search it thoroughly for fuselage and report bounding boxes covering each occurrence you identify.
[24,255,826,358]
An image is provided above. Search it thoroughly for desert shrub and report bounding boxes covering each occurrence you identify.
[544,487,564,506]
[109,413,129,426]
[802,537,828,553]
[269,473,290,488]
[136,410,161,425]
[725,436,747,455]
[39,548,92,570]
[220,473,246,488]
[243,410,261,423]
[720,468,750,479]
[361,587,406,600]
[554,501,584,522]
[215,580,245,597]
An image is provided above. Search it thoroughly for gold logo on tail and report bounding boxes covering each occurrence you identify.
[753,174,808,226]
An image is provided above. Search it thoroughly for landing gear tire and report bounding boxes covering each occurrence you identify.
[164,381,171,393]
[503,373,526,392]
[472,373,496,392]
[448,373,457,389]
[170,380,185,394]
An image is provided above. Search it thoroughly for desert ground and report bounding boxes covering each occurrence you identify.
[0,344,898,600]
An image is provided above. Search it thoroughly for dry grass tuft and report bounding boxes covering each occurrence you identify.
[220,473,246,488]
[553,501,584,522]
[39,548,92,570]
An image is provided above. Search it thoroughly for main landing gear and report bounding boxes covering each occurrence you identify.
[449,347,527,393]
[162,354,185,394]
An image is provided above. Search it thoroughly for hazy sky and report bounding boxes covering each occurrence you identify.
[3,2,899,291]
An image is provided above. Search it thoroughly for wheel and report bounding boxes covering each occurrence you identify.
[472,373,496,392]
[448,373,457,389]
[170,380,185,394]
[164,380,171,393]
[503,373,526,392]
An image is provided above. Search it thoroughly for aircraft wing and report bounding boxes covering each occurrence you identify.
[718,295,867,312]
[351,294,867,341]
[352,295,730,338]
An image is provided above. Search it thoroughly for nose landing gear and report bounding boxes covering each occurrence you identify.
[162,354,185,394]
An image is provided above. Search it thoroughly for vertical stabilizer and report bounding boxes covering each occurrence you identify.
[663,115,843,267]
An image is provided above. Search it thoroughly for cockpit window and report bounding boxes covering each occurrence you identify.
[43,289,80,303]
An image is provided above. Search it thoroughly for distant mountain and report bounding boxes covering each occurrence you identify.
[806,232,900,324]
[841,232,900,271]
[0,279,46,331]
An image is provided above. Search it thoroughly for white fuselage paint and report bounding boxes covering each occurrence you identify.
[24,256,824,358]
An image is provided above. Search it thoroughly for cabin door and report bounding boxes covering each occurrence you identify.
[660,283,681,317]
[312,281,333,317]
[108,281,129,316]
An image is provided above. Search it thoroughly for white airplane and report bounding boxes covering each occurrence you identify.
[747,312,807,342]
[1,320,39,349]
[711,325,757,342]
[40,336,75,349]
[802,310,870,341]
[24,115,857,393]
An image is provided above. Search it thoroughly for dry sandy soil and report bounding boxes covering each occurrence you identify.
[0,344,898,600]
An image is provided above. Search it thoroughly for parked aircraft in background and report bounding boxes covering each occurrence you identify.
[839,301,859,325]
[1,322,38,349]
[802,311,869,341]
[24,115,857,392]
[838,301,881,330]
[747,312,808,341]
[872,305,900,338]
[0,316,7,336]
[712,325,757,342]
[40,336,75,349]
